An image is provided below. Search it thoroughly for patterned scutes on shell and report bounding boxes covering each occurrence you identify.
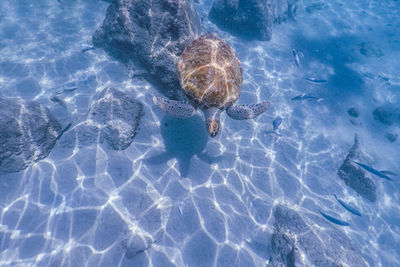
[178,34,243,109]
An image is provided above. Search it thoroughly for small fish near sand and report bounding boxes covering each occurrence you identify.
[50,95,67,108]
[304,77,328,84]
[54,87,78,95]
[334,194,361,216]
[380,170,397,177]
[353,161,392,181]
[272,116,283,131]
[80,43,95,52]
[264,116,283,136]
[319,210,350,226]
[292,48,301,67]
[291,93,323,102]
[56,123,72,140]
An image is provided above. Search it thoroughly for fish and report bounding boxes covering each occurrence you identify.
[50,95,63,103]
[334,194,361,216]
[61,87,78,93]
[319,210,350,226]
[80,43,95,52]
[55,87,78,95]
[292,48,300,67]
[56,123,72,140]
[304,77,328,84]
[177,201,184,215]
[379,170,397,177]
[288,3,297,22]
[291,93,323,102]
[353,161,392,181]
[272,116,283,131]
[50,95,67,108]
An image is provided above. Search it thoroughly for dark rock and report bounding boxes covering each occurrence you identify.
[268,205,369,267]
[0,98,61,174]
[209,0,296,41]
[385,133,397,143]
[93,0,200,99]
[347,107,359,118]
[305,2,327,14]
[270,230,297,267]
[359,42,383,57]
[337,135,376,202]
[71,88,142,150]
[373,106,397,126]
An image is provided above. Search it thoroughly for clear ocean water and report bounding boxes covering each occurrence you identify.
[0,0,399,266]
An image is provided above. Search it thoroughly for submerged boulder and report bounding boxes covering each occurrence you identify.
[93,0,200,99]
[75,88,143,150]
[337,135,376,202]
[0,98,61,174]
[385,132,397,143]
[347,107,359,118]
[268,205,369,266]
[372,105,399,126]
[209,0,296,41]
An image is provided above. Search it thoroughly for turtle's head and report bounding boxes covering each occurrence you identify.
[205,107,221,137]
[207,117,220,137]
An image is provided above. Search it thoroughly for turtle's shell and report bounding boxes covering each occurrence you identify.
[178,34,242,109]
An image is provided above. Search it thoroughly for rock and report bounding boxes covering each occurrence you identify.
[270,229,297,266]
[209,0,296,41]
[337,135,376,202]
[359,42,383,57]
[373,105,398,126]
[305,2,327,14]
[385,133,397,143]
[268,205,369,266]
[347,107,359,118]
[272,0,297,24]
[82,88,143,150]
[93,0,200,99]
[0,98,61,174]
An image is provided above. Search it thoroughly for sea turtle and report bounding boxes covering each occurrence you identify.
[153,33,270,137]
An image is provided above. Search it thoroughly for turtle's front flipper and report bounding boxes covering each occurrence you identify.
[226,101,270,120]
[153,96,197,118]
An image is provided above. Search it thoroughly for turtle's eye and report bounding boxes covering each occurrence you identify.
[207,118,220,137]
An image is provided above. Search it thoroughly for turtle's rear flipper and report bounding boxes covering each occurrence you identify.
[153,96,197,118]
[226,101,270,120]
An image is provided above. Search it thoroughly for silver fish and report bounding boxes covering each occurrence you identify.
[291,93,323,102]
[81,43,95,52]
[56,123,72,140]
[272,116,283,131]
[353,161,392,181]
[334,194,361,216]
[50,95,67,108]
[292,48,300,67]
[55,87,78,95]
[319,210,350,226]
[379,170,397,177]
[304,77,328,84]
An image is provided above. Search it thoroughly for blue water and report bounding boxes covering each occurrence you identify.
[1,0,400,266]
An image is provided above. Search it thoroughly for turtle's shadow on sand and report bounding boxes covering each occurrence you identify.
[144,116,221,177]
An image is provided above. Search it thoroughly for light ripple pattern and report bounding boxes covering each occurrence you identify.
[0,0,399,266]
